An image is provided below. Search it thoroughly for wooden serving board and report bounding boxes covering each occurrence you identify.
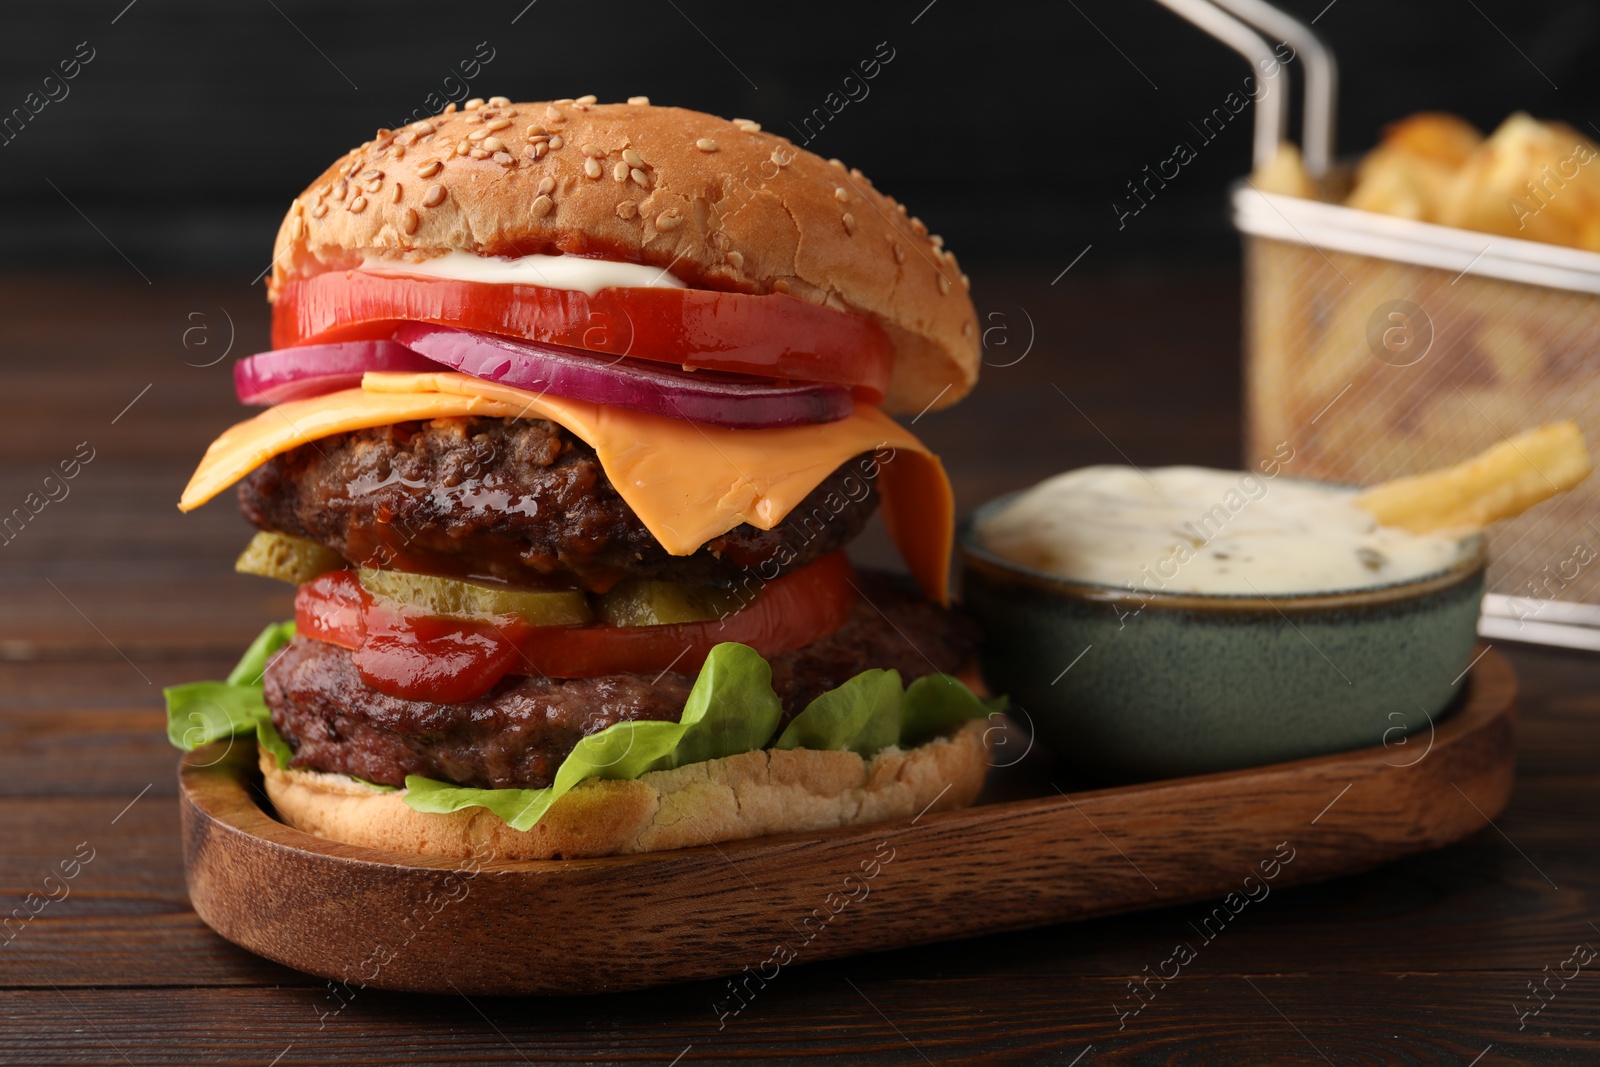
[179,651,1517,996]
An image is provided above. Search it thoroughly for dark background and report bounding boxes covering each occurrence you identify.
[1,0,1597,280]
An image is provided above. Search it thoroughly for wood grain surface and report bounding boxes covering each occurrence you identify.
[3,270,1598,1064]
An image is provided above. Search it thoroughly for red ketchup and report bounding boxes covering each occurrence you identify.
[295,571,529,703]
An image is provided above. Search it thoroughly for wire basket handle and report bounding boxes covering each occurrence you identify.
[1149,0,1338,176]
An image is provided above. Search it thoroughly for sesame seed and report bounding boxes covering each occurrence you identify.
[892,243,905,263]
[362,169,383,180]
[468,128,492,142]
[771,148,790,167]
[410,120,434,133]
[773,280,790,293]
[423,184,447,207]
[584,157,602,179]
[290,215,304,240]
[576,94,598,105]
[391,183,403,203]
[483,136,505,152]
[442,102,457,114]
[486,118,512,132]
[469,147,489,159]
[526,124,547,137]
[732,118,760,131]
[910,216,927,236]
[622,149,644,168]
[617,200,639,219]
[546,105,564,122]
[828,158,845,169]
[416,159,442,178]
[655,211,683,231]
[488,96,511,107]
[365,178,382,193]
[335,179,349,200]
[349,195,368,213]
[696,138,718,152]
[582,143,601,157]
[402,208,419,234]
[937,274,950,294]
[549,135,564,149]
[726,250,744,270]
[960,272,970,290]
[614,161,629,181]
[493,151,513,164]
[630,167,649,187]
[456,140,470,155]
[834,187,848,201]
[930,234,944,248]
[311,203,328,218]
[533,194,554,217]
[554,98,575,106]
[628,96,650,105]
[528,142,548,160]
[465,98,485,110]
[537,176,555,195]
[842,212,856,235]
[393,145,407,160]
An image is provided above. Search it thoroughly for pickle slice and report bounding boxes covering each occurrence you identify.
[235,531,346,585]
[597,579,744,627]
[357,568,592,627]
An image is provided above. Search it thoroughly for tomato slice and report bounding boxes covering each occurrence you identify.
[294,553,857,701]
[272,272,893,402]
[516,552,856,679]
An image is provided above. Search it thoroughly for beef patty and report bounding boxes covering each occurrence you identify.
[265,572,979,790]
[239,416,881,592]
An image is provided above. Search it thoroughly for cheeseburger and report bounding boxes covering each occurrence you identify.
[164,95,990,860]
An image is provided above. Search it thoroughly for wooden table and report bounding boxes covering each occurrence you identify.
[2,269,1596,1064]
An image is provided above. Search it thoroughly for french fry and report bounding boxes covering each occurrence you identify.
[1347,112,1483,222]
[1252,143,1316,199]
[1434,113,1600,251]
[1355,421,1591,534]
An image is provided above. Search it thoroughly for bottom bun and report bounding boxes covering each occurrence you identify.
[260,720,991,860]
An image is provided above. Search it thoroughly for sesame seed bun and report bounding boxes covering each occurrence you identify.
[260,721,989,860]
[268,98,978,415]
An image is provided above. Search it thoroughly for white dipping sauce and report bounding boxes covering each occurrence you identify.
[358,251,686,295]
[977,465,1467,595]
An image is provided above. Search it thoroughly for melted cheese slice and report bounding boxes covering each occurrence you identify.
[181,372,954,602]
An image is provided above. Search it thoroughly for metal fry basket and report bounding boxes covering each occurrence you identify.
[1160,0,1600,650]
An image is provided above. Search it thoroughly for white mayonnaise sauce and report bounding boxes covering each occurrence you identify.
[977,465,1468,595]
[358,251,686,295]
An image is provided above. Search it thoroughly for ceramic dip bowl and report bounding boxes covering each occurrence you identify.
[959,493,1486,782]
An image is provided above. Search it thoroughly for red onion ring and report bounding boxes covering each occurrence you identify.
[234,341,440,405]
[393,323,854,428]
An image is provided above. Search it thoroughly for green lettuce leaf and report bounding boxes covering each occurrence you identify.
[164,621,295,750]
[775,668,903,757]
[168,624,999,833]
[255,718,296,770]
[225,620,297,686]
[165,681,270,750]
[901,674,1004,748]
[404,642,783,830]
